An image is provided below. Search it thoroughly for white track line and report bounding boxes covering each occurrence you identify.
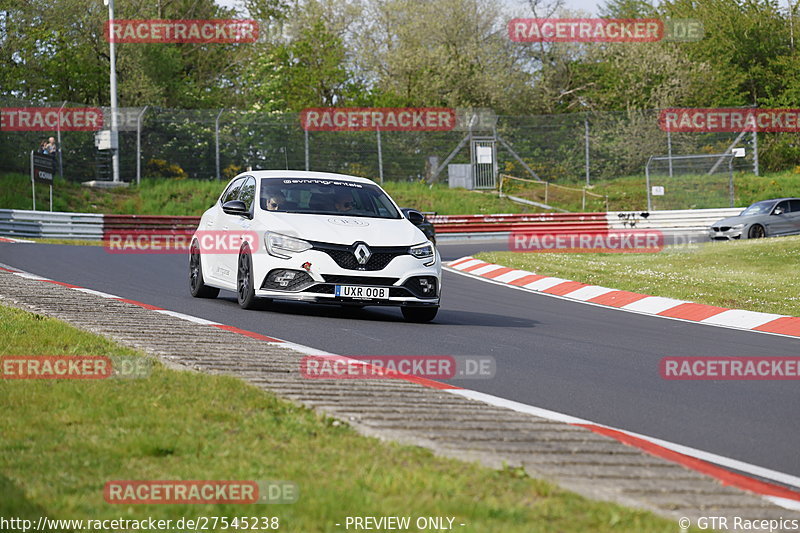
[445,265,800,341]
[2,263,799,507]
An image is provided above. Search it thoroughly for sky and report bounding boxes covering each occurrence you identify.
[214,0,604,17]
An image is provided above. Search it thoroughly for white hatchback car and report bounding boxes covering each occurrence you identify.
[189,170,441,322]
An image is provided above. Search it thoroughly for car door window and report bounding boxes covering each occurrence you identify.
[774,201,790,215]
[788,200,800,213]
[221,178,245,205]
[238,177,256,211]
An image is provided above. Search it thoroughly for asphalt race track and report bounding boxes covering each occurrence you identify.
[1,240,798,481]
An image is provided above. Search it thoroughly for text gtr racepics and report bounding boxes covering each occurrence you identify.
[189,171,442,322]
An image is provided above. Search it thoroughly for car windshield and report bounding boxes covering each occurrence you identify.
[740,200,776,216]
[259,178,401,219]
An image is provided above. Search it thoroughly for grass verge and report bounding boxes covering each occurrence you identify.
[0,173,538,216]
[0,304,685,532]
[2,170,798,215]
[475,235,800,316]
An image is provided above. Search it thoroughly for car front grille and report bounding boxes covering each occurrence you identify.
[322,275,399,286]
[311,242,408,271]
[712,226,731,232]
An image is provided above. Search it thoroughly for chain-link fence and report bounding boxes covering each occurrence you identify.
[1,98,760,187]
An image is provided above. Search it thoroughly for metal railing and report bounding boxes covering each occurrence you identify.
[0,208,743,241]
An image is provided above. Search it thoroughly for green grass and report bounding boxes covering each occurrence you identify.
[0,304,686,532]
[381,181,540,214]
[476,235,800,316]
[504,170,800,212]
[0,173,539,216]
[3,170,799,216]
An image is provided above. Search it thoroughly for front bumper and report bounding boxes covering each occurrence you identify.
[708,227,743,240]
[251,247,441,307]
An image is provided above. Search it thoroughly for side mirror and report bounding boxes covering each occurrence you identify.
[774,207,785,215]
[404,209,425,226]
[222,200,248,216]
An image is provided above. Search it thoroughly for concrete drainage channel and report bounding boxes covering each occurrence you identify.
[1,268,797,529]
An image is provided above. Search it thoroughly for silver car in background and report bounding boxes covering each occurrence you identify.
[709,198,800,240]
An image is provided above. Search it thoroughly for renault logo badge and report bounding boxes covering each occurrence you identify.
[354,244,371,265]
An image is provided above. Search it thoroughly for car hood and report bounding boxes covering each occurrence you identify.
[259,212,428,246]
[711,215,756,227]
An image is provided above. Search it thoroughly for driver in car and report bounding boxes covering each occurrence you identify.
[264,190,286,211]
[334,191,355,213]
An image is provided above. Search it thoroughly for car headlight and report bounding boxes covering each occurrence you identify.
[731,224,745,230]
[266,232,312,259]
[409,242,434,260]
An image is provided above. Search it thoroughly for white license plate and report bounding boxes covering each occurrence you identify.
[335,285,389,299]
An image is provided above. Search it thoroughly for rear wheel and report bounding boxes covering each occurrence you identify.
[748,224,766,239]
[401,306,438,323]
[189,242,219,298]
[237,246,258,309]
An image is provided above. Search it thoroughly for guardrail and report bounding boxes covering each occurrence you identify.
[0,209,105,240]
[0,208,744,241]
[607,208,742,231]
[430,213,609,234]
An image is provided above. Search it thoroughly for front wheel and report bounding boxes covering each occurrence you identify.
[189,242,219,298]
[748,224,766,239]
[401,306,438,323]
[237,247,258,309]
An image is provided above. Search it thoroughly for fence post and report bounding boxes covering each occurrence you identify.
[582,189,586,211]
[584,115,590,186]
[545,182,549,204]
[376,126,384,184]
[752,130,759,176]
[215,109,224,180]
[304,129,309,171]
[57,101,66,179]
[666,127,673,178]
[30,151,36,211]
[135,105,148,186]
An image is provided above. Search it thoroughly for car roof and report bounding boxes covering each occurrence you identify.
[752,197,800,203]
[243,170,378,186]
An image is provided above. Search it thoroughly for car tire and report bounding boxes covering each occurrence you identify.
[189,242,219,299]
[237,246,258,309]
[748,224,766,239]
[401,306,438,323]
